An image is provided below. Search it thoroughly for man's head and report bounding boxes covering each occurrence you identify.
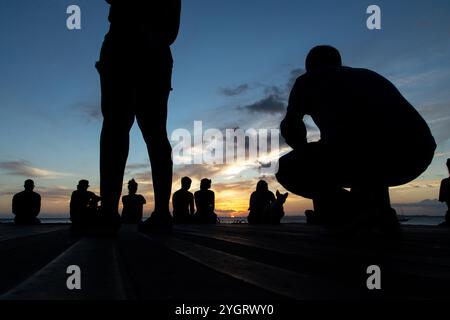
[128,179,138,194]
[77,179,90,191]
[447,158,450,173]
[305,45,342,72]
[24,179,35,192]
[200,178,211,190]
[181,176,192,190]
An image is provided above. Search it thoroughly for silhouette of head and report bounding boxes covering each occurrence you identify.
[24,179,35,192]
[256,180,269,192]
[128,179,138,194]
[181,177,192,190]
[77,179,89,191]
[447,158,450,173]
[305,45,342,72]
[200,178,211,190]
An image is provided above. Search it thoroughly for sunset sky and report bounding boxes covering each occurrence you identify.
[1,0,450,218]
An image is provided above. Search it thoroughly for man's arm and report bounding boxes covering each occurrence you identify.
[34,194,41,217]
[189,194,195,215]
[439,180,446,202]
[280,78,308,150]
[211,192,215,211]
[12,194,17,215]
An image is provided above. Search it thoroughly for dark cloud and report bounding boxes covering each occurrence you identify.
[235,68,304,116]
[83,104,102,120]
[126,163,150,172]
[73,102,102,121]
[0,160,56,178]
[220,84,250,97]
[239,95,285,114]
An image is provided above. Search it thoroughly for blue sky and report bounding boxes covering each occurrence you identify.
[1,0,450,217]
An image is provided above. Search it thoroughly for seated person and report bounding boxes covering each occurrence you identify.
[70,180,101,228]
[12,179,41,225]
[194,178,217,224]
[247,180,275,224]
[276,46,436,234]
[172,177,195,224]
[121,179,146,224]
[439,159,450,225]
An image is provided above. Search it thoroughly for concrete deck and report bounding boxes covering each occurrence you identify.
[0,223,449,300]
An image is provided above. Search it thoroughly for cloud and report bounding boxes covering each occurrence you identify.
[239,94,285,114]
[39,186,73,200]
[173,164,224,182]
[286,68,306,90]
[236,68,305,116]
[125,162,151,176]
[0,185,72,201]
[73,102,102,121]
[418,103,450,144]
[0,160,71,179]
[392,199,446,216]
[220,84,250,97]
[126,163,150,170]
[391,69,450,89]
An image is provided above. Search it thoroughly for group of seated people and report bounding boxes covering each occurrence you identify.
[10,158,450,228]
[10,177,283,227]
[172,177,218,224]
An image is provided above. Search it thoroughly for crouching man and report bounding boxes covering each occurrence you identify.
[276,46,436,236]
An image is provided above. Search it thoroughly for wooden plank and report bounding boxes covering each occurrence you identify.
[142,234,360,300]
[0,225,69,242]
[1,238,128,300]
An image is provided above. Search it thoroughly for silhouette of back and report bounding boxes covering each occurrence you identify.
[172,177,195,224]
[70,180,101,229]
[248,180,275,224]
[194,179,217,224]
[12,179,41,225]
[121,179,146,224]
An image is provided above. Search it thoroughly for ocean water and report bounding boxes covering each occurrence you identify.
[0,215,445,226]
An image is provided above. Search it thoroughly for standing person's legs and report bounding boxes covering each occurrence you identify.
[99,67,135,217]
[136,85,173,221]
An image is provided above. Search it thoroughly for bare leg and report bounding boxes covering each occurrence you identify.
[99,71,135,216]
[136,89,173,220]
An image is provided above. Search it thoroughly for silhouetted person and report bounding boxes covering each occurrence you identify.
[12,179,41,225]
[121,179,146,224]
[70,180,101,229]
[247,180,275,224]
[172,177,195,224]
[276,46,436,235]
[194,179,217,224]
[439,159,450,225]
[96,0,181,230]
